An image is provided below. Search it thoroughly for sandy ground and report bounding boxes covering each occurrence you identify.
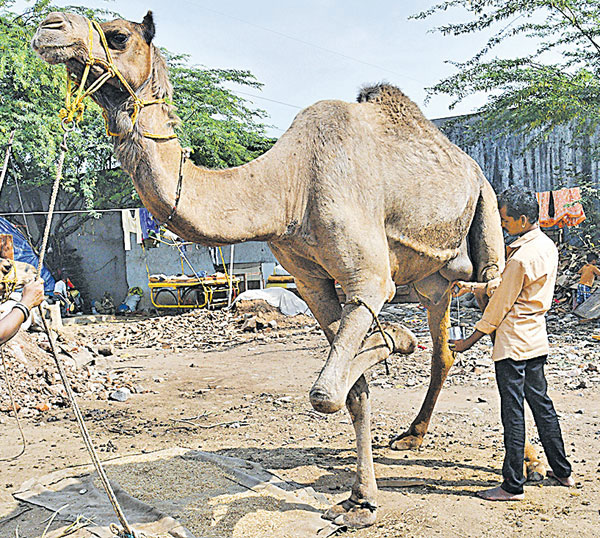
[0,310,599,537]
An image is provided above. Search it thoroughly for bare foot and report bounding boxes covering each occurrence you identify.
[476,485,524,501]
[389,432,423,450]
[322,497,377,528]
[547,470,575,487]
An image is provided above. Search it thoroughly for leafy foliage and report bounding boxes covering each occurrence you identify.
[416,1,600,242]
[414,1,600,139]
[0,0,275,274]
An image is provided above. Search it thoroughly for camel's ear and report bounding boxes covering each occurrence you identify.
[141,11,155,43]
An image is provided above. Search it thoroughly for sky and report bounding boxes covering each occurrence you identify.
[21,0,516,137]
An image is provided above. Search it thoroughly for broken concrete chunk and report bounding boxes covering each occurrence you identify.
[108,387,131,402]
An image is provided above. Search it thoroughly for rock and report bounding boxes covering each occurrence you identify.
[96,345,115,357]
[241,316,257,332]
[108,387,131,402]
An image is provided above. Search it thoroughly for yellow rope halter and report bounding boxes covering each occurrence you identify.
[60,18,176,141]
[0,258,18,303]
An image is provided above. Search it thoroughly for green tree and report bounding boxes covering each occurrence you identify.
[415,1,600,243]
[415,1,600,140]
[0,0,275,276]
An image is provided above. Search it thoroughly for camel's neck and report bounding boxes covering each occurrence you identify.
[113,104,304,245]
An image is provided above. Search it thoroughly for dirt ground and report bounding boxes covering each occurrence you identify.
[0,304,599,537]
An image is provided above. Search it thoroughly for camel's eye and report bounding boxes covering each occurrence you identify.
[107,32,129,49]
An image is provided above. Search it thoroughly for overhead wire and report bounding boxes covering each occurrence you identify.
[185,0,425,84]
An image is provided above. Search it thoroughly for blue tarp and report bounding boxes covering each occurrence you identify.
[0,217,55,293]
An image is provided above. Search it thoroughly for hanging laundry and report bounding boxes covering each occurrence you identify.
[140,207,160,240]
[536,188,586,228]
[535,191,555,227]
[552,187,586,228]
[121,209,143,250]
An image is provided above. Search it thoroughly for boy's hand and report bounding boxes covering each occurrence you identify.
[449,339,471,353]
[452,281,474,297]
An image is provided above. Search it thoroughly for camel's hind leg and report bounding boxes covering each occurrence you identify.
[390,274,453,450]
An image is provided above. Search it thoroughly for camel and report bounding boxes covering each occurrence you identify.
[32,11,544,527]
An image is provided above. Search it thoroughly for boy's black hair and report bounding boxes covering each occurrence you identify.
[587,253,598,263]
[497,186,539,224]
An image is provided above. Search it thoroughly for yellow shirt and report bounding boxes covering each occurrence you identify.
[474,228,557,362]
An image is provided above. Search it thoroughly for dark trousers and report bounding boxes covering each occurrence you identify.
[494,356,572,494]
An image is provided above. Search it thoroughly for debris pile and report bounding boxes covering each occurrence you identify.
[554,243,594,314]
[73,303,317,351]
[0,331,140,417]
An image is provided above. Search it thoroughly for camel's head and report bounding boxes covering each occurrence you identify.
[32,11,172,136]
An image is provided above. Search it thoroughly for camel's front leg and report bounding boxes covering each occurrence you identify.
[309,279,392,414]
[391,287,453,450]
[323,375,378,528]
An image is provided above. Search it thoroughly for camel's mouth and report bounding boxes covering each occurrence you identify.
[32,12,127,104]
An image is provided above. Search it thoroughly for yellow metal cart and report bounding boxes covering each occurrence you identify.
[148,273,240,309]
[143,238,240,310]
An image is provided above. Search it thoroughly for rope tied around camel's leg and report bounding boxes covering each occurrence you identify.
[348,296,394,375]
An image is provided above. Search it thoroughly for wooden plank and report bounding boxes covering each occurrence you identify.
[574,289,600,319]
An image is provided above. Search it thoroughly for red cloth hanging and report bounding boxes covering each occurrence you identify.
[552,187,585,228]
[536,188,585,228]
[535,191,555,227]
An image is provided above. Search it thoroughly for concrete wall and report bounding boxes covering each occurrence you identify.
[65,210,278,310]
[434,116,598,193]
[65,212,129,306]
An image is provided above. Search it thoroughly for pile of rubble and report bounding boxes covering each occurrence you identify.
[0,302,318,417]
[554,243,594,314]
[0,331,141,418]
[72,302,317,351]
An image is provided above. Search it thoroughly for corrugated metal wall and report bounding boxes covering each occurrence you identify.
[433,116,599,194]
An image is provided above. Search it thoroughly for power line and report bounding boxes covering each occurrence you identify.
[182,0,424,84]
[0,208,136,216]
[234,89,302,110]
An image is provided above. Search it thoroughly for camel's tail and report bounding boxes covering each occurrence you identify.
[468,177,505,282]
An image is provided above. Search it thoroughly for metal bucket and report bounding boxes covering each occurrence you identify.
[448,326,466,340]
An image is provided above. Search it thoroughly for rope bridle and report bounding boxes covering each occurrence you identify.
[61,16,186,230]
[61,18,176,141]
[0,258,18,303]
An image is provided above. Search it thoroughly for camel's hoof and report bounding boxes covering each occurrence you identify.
[389,432,423,451]
[309,388,344,414]
[322,498,377,528]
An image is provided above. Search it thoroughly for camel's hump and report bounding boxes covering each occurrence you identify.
[357,83,409,104]
[357,83,438,132]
